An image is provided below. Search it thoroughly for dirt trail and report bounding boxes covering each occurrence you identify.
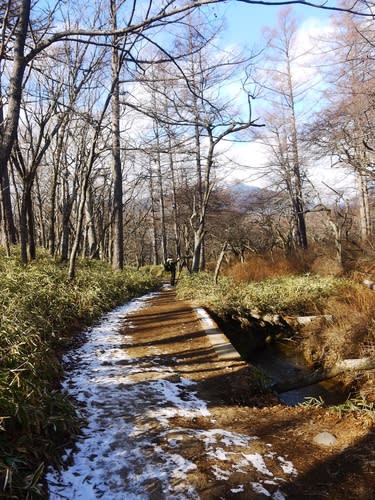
[48,287,374,499]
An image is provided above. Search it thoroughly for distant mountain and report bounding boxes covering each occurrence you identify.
[228,182,261,197]
[222,182,270,212]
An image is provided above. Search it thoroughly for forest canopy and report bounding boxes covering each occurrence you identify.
[1,0,375,276]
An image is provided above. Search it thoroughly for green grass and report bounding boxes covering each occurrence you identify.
[0,252,161,498]
[299,394,375,420]
[177,272,347,317]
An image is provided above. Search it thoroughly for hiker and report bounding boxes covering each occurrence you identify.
[165,257,177,286]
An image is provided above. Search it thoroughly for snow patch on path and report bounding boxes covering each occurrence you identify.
[47,291,297,499]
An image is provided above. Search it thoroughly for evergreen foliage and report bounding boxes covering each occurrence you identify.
[0,251,160,498]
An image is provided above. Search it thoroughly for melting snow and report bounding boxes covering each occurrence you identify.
[47,291,297,499]
[278,456,298,475]
[231,485,245,493]
[243,453,274,477]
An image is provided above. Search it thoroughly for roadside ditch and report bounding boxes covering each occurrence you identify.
[211,311,352,406]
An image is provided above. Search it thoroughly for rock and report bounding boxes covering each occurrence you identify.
[362,279,375,290]
[313,431,337,446]
[166,374,181,383]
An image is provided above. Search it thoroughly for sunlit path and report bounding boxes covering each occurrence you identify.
[47,287,297,499]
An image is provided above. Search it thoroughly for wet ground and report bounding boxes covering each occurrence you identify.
[47,287,375,499]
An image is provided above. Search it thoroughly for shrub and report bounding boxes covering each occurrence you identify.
[0,253,160,498]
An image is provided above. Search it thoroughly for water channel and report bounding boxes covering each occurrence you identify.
[249,342,350,406]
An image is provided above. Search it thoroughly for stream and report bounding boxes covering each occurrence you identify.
[249,343,350,406]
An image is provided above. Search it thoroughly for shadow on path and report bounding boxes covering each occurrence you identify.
[47,287,375,500]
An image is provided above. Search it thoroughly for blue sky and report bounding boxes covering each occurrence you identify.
[213,1,332,49]
[209,2,356,193]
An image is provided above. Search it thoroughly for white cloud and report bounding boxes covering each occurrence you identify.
[218,140,270,187]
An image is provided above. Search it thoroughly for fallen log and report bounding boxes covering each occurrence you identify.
[272,357,375,393]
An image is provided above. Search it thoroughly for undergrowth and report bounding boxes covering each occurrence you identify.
[300,394,375,421]
[225,255,303,281]
[0,251,160,499]
[177,272,347,317]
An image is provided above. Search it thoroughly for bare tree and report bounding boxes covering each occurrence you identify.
[1,0,373,265]
[307,10,375,242]
[254,7,312,250]
[110,0,124,270]
[0,0,30,245]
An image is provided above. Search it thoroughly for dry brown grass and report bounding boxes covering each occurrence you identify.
[310,256,344,276]
[325,283,375,318]
[225,255,302,282]
[220,250,375,402]
[301,284,375,372]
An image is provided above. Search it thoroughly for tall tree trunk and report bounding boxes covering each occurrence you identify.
[0,187,10,256]
[68,148,97,278]
[155,130,167,264]
[110,0,124,270]
[0,0,30,245]
[49,164,59,256]
[60,172,74,263]
[191,120,203,270]
[26,186,36,260]
[191,134,214,273]
[68,178,87,279]
[68,83,112,277]
[49,121,68,256]
[35,173,46,248]
[168,146,180,259]
[85,183,99,258]
[148,162,159,265]
[0,167,16,245]
[192,226,204,273]
[19,187,29,264]
[358,171,371,241]
[286,55,307,250]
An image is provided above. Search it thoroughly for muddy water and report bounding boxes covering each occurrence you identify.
[249,343,350,406]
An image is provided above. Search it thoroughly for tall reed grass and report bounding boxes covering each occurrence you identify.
[0,251,160,498]
[225,255,302,281]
